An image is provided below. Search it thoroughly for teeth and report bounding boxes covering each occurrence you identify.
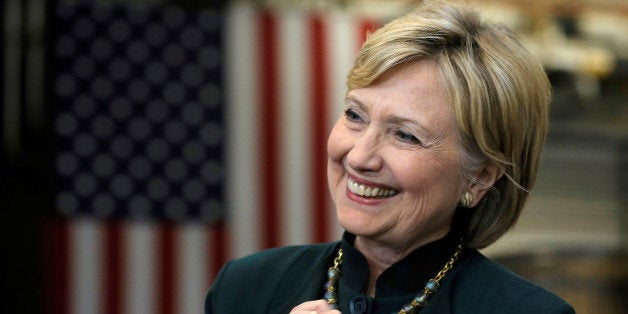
[348,178,398,198]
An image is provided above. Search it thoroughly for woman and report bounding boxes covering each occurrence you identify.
[206,1,574,313]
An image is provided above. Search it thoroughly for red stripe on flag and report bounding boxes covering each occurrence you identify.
[43,219,69,314]
[310,15,330,243]
[210,222,228,280]
[359,20,379,48]
[258,12,281,249]
[103,221,123,314]
[157,223,176,314]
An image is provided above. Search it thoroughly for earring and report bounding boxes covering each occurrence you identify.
[461,192,473,208]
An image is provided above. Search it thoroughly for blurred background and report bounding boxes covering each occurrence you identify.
[1,0,626,313]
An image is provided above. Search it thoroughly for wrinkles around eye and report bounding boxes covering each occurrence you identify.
[394,130,422,145]
[344,108,364,123]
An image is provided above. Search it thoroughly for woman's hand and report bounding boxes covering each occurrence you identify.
[289,299,341,313]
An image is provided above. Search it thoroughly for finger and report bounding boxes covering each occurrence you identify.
[290,311,341,314]
[290,299,338,313]
[291,299,330,311]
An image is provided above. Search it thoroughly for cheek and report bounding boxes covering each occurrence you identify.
[327,122,349,163]
[327,124,349,200]
[394,154,462,195]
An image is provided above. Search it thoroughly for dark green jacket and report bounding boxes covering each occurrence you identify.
[205,242,574,314]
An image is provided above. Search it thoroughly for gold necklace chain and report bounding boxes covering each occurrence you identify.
[324,242,464,313]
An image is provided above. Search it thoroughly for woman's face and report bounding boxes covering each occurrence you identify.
[327,60,465,249]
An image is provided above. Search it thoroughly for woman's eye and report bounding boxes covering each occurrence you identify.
[395,130,421,144]
[344,108,363,122]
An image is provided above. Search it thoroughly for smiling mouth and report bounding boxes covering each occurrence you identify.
[347,178,399,198]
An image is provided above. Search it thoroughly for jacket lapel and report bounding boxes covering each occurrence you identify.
[267,242,339,313]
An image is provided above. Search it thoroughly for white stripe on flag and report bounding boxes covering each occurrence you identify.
[124,222,157,314]
[177,223,209,314]
[71,219,103,314]
[279,8,313,247]
[225,2,262,258]
[327,9,357,123]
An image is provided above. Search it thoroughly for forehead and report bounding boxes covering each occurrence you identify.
[347,60,453,125]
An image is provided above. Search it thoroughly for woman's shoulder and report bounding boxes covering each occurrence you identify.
[207,242,339,313]
[211,242,339,292]
[448,250,574,313]
[456,250,549,290]
[225,242,338,272]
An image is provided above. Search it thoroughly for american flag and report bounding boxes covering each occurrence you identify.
[45,1,379,313]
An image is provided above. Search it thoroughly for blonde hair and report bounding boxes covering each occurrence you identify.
[348,1,551,249]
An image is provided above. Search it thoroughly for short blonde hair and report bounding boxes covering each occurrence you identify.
[348,1,551,249]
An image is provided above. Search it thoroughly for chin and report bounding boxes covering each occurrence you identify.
[336,206,382,237]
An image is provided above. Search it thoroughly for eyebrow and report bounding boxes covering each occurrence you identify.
[345,95,366,111]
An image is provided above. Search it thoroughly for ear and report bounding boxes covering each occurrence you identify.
[466,161,504,207]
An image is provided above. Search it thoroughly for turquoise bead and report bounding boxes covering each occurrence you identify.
[327,268,339,279]
[324,281,332,290]
[425,279,439,293]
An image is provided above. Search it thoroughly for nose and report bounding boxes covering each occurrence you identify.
[346,130,383,173]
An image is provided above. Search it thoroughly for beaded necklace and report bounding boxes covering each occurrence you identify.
[324,242,464,313]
